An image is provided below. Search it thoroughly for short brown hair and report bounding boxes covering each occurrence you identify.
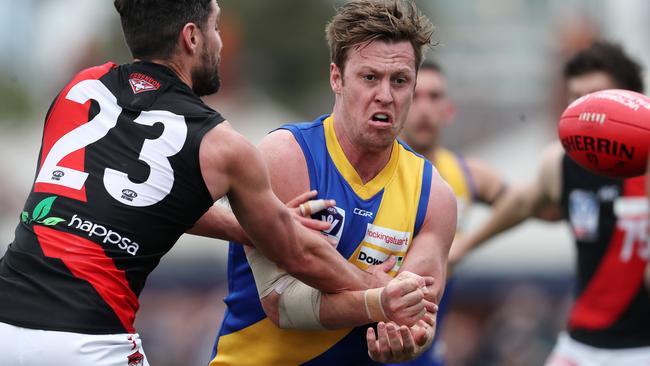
[325,0,434,74]
[564,41,644,93]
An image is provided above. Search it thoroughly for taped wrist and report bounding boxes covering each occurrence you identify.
[245,248,324,330]
[364,288,389,322]
[245,248,288,298]
[277,277,324,330]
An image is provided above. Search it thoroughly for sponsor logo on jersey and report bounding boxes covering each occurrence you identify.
[128,73,160,94]
[128,350,144,366]
[357,246,389,265]
[68,214,140,255]
[356,247,406,272]
[317,206,345,246]
[363,224,411,252]
[20,196,66,227]
[568,190,600,242]
[353,208,373,218]
[121,189,138,202]
[51,170,65,181]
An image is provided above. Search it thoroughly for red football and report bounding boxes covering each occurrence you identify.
[558,89,650,177]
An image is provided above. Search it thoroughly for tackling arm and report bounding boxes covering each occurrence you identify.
[187,203,250,244]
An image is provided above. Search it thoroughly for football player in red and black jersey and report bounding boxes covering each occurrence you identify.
[0,1,431,364]
[450,41,650,365]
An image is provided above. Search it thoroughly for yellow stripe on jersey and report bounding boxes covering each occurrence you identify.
[433,148,470,202]
[433,147,472,232]
[211,318,350,366]
[324,116,401,200]
[347,145,425,276]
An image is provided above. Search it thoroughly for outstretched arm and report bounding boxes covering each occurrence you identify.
[449,143,565,264]
[465,157,508,205]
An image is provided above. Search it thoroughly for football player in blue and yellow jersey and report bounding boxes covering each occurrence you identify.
[398,61,508,365]
[209,1,458,365]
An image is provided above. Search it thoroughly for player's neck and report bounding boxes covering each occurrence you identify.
[142,58,193,91]
[332,117,393,184]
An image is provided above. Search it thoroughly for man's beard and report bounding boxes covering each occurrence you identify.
[191,48,221,97]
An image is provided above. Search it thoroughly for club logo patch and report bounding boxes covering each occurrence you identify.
[316,206,345,246]
[568,190,600,241]
[129,73,160,94]
[127,350,144,366]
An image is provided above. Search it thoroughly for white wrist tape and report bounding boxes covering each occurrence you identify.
[245,248,288,298]
[278,277,324,330]
[245,248,324,330]
[364,288,389,322]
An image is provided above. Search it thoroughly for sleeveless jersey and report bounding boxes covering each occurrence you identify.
[433,148,476,232]
[210,115,432,366]
[0,61,224,334]
[560,155,650,348]
[391,148,476,366]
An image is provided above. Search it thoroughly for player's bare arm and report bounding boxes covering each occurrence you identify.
[465,157,508,205]
[187,203,249,244]
[188,191,335,245]
[199,122,379,293]
[449,142,564,264]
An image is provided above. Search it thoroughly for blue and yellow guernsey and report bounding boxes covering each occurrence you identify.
[389,148,476,366]
[209,115,432,366]
[432,147,476,232]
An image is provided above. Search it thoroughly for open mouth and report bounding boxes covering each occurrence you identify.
[371,113,392,124]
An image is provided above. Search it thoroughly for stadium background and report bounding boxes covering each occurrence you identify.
[0,1,648,365]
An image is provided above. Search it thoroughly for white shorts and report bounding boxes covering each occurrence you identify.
[546,331,650,366]
[0,321,150,366]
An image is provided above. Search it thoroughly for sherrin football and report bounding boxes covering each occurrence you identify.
[558,89,650,178]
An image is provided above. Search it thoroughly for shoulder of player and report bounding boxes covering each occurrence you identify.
[258,129,310,202]
[200,121,257,173]
[421,168,458,231]
[258,129,302,159]
[76,62,117,80]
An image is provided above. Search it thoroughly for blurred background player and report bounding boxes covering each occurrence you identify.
[450,41,650,366]
[209,1,458,365]
[398,60,508,366]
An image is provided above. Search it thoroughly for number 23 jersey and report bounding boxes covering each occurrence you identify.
[0,61,223,334]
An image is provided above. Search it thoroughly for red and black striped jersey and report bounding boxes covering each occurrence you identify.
[560,155,650,348]
[0,61,223,334]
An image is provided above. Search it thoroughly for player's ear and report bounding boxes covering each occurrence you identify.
[330,63,343,94]
[179,23,200,55]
